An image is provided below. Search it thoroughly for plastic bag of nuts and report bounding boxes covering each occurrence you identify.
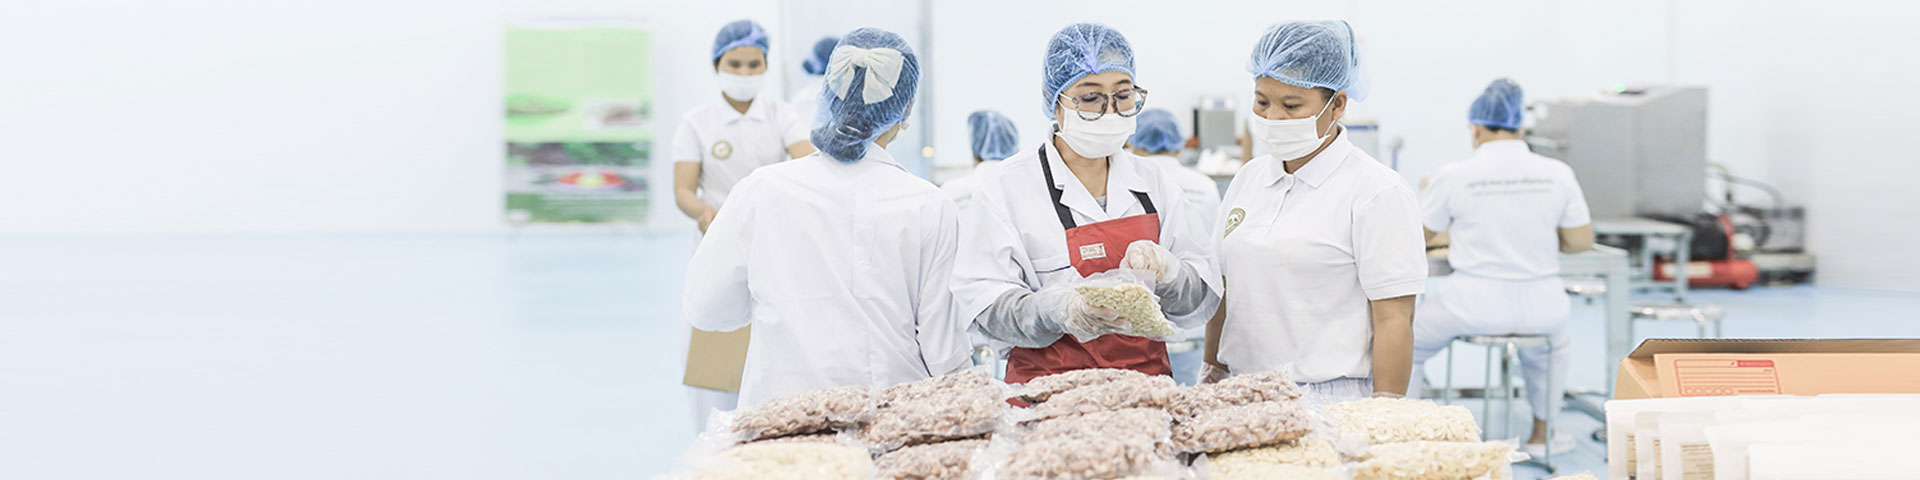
[1000,431,1173,480]
[861,389,1006,452]
[1168,370,1304,418]
[746,433,841,446]
[1206,461,1340,480]
[1206,435,1343,468]
[1172,400,1312,454]
[1072,282,1177,340]
[731,386,878,440]
[1016,368,1147,404]
[874,438,989,480]
[1030,375,1178,421]
[880,369,1001,406]
[1353,441,1515,480]
[1022,408,1172,445]
[1324,398,1481,444]
[692,442,875,480]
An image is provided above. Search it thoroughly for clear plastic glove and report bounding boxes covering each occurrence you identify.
[1118,240,1177,283]
[1371,391,1404,399]
[1199,362,1231,384]
[1062,294,1130,341]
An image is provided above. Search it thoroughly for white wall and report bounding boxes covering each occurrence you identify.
[4,0,1917,289]
[1671,0,1920,291]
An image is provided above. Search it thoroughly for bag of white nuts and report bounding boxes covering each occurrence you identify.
[1015,368,1147,404]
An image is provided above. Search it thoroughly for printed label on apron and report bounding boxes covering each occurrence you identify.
[1078,243,1107,261]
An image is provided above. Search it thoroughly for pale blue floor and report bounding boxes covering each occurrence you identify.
[1,232,1915,479]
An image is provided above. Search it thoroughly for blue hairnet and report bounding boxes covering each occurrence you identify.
[1041,22,1135,119]
[1469,78,1525,130]
[1128,109,1183,154]
[967,110,1019,161]
[802,36,839,76]
[1246,20,1370,101]
[711,19,769,62]
[811,28,920,163]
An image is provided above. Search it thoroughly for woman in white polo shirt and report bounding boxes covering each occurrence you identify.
[670,19,816,433]
[1201,21,1427,399]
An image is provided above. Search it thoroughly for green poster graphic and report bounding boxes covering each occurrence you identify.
[504,21,653,224]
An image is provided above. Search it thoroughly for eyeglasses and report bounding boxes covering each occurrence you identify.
[1058,87,1149,121]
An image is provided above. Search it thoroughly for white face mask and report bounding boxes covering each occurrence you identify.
[1055,112,1137,159]
[717,72,765,101]
[1247,98,1337,160]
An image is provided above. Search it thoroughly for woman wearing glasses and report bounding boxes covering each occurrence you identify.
[952,22,1221,384]
[1201,21,1426,400]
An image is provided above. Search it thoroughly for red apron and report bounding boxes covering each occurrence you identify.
[1004,146,1172,385]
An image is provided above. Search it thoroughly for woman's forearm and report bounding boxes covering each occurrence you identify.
[673,162,712,220]
[1369,295,1416,396]
[1203,289,1227,366]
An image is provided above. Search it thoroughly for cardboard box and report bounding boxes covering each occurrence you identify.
[684,326,750,393]
[1615,338,1920,399]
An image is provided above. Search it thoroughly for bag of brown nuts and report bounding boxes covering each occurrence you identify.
[730,385,878,441]
[1172,400,1313,454]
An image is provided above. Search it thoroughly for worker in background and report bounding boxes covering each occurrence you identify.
[1203,21,1426,401]
[952,22,1221,386]
[1125,108,1220,385]
[1410,78,1594,457]
[670,19,816,431]
[789,36,839,127]
[940,110,1019,208]
[684,28,970,408]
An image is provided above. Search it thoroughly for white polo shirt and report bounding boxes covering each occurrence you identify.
[672,96,811,210]
[1422,139,1592,281]
[1215,127,1427,383]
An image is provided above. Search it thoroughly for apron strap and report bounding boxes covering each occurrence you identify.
[1038,146,1077,230]
[1039,146,1159,228]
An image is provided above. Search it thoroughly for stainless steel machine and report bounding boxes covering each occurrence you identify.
[1527,85,1708,219]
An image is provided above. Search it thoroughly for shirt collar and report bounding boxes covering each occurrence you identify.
[1475,139,1530,155]
[720,96,771,124]
[1043,140,1149,220]
[1264,125,1352,189]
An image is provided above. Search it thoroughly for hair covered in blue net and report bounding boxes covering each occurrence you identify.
[967,110,1019,161]
[810,28,920,163]
[802,36,838,76]
[1040,22,1135,119]
[1469,78,1525,130]
[711,19,769,61]
[1128,109,1182,154]
[1245,20,1370,101]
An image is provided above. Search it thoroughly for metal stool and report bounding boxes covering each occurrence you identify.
[1562,277,1607,304]
[1629,302,1725,338]
[1443,334,1556,472]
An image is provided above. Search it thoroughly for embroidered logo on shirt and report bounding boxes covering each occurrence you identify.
[710,140,734,160]
[1224,208,1246,238]
[1079,243,1107,261]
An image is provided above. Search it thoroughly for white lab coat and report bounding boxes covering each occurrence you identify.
[683,146,971,408]
[952,141,1222,341]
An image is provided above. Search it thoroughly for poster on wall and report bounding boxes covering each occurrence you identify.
[504,19,653,224]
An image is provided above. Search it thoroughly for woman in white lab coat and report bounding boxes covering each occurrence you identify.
[952,23,1221,386]
[683,28,971,408]
[1202,21,1427,399]
[672,18,816,432]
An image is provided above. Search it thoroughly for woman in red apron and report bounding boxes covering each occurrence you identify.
[950,22,1221,385]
